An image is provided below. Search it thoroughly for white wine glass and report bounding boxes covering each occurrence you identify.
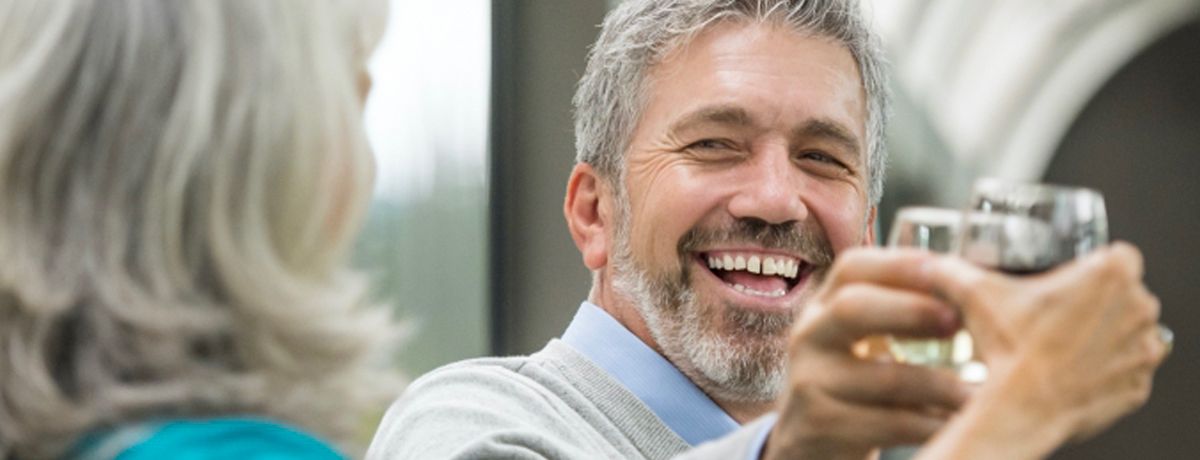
[886,207,975,369]
[881,207,975,460]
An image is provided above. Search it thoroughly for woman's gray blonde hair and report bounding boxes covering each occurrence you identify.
[0,0,395,457]
[574,0,891,205]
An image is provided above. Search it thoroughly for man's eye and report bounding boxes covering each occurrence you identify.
[799,151,842,166]
[687,139,733,150]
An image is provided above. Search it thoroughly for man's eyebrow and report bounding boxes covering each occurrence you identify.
[667,105,755,133]
[793,119,862,160]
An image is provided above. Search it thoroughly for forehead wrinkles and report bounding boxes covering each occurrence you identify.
[640,21,864,123]
[632,19,763,136]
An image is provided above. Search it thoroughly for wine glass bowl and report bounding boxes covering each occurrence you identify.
[949,179,1111,382]
[962,178,1108,272]
[886,207,973,368]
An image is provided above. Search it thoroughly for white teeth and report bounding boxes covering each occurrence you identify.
[707,253,802,279]
[763,257,778,276]
[732,283,786,298]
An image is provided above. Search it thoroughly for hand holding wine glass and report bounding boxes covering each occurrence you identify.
[916,243,1168,460]
[957,178,1173,371]
[910,179,1173,459]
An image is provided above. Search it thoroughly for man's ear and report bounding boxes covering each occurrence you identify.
[564,163,611,270]
[864,206,878,246]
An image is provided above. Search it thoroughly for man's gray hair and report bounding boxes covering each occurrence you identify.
[574,0,891,204]
[0,0,393,457]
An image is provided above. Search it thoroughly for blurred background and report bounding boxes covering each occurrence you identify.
[357,0,1198,457]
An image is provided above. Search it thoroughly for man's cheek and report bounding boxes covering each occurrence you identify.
[826,206,871,251]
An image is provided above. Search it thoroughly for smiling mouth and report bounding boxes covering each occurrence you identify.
[699,251,812,298]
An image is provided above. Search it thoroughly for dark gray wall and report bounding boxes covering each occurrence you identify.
[1045,19,1200,460]
[490,1,607,355]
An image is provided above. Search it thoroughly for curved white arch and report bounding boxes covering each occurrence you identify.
[869,0,1200,182]
[995,0,1200,180]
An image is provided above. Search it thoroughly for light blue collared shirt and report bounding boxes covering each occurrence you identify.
[561,301,773,458]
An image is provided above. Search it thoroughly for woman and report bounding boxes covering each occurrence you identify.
[0,0,399,457]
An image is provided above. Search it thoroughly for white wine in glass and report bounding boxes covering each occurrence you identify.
[886,207,975,368]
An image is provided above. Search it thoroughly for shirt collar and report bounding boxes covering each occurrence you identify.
[560,301,740,446]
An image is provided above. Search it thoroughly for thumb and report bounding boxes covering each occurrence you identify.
[922,255,1018,359]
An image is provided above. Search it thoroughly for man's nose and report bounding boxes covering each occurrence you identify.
[726,151,808,225]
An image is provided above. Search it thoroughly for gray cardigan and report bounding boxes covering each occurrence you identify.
[366,340,769,459]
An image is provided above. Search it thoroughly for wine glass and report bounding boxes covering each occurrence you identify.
[882,207,975,459]
[885,207,975,369]
[952,178,1110,382]
[959,178,1108,275]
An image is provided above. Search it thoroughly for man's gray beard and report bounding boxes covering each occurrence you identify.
[609,217,833,404]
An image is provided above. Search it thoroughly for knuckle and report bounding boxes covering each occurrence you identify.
[825,261,851,286]
[827,285,867,320]
[1112,243,1144,268]
[875,364,903,392]
[1141,294,1162,323]
[846,246,872,262]
[1094,254,1128,282]
[1122,295,1158,330]
[1037,281,1076,312]
[873,365,902,391]
[957,273,993,306]
[1105,247,1143,283]
[833,249,870,276]
[1140,337,1162,368]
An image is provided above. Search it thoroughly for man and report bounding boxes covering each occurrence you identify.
[368,1,1167,458]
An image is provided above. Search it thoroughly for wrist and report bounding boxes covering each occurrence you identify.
[978,393,1065,455]
[915,361,1075,460]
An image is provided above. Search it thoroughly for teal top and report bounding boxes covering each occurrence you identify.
[72,418,345,460]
